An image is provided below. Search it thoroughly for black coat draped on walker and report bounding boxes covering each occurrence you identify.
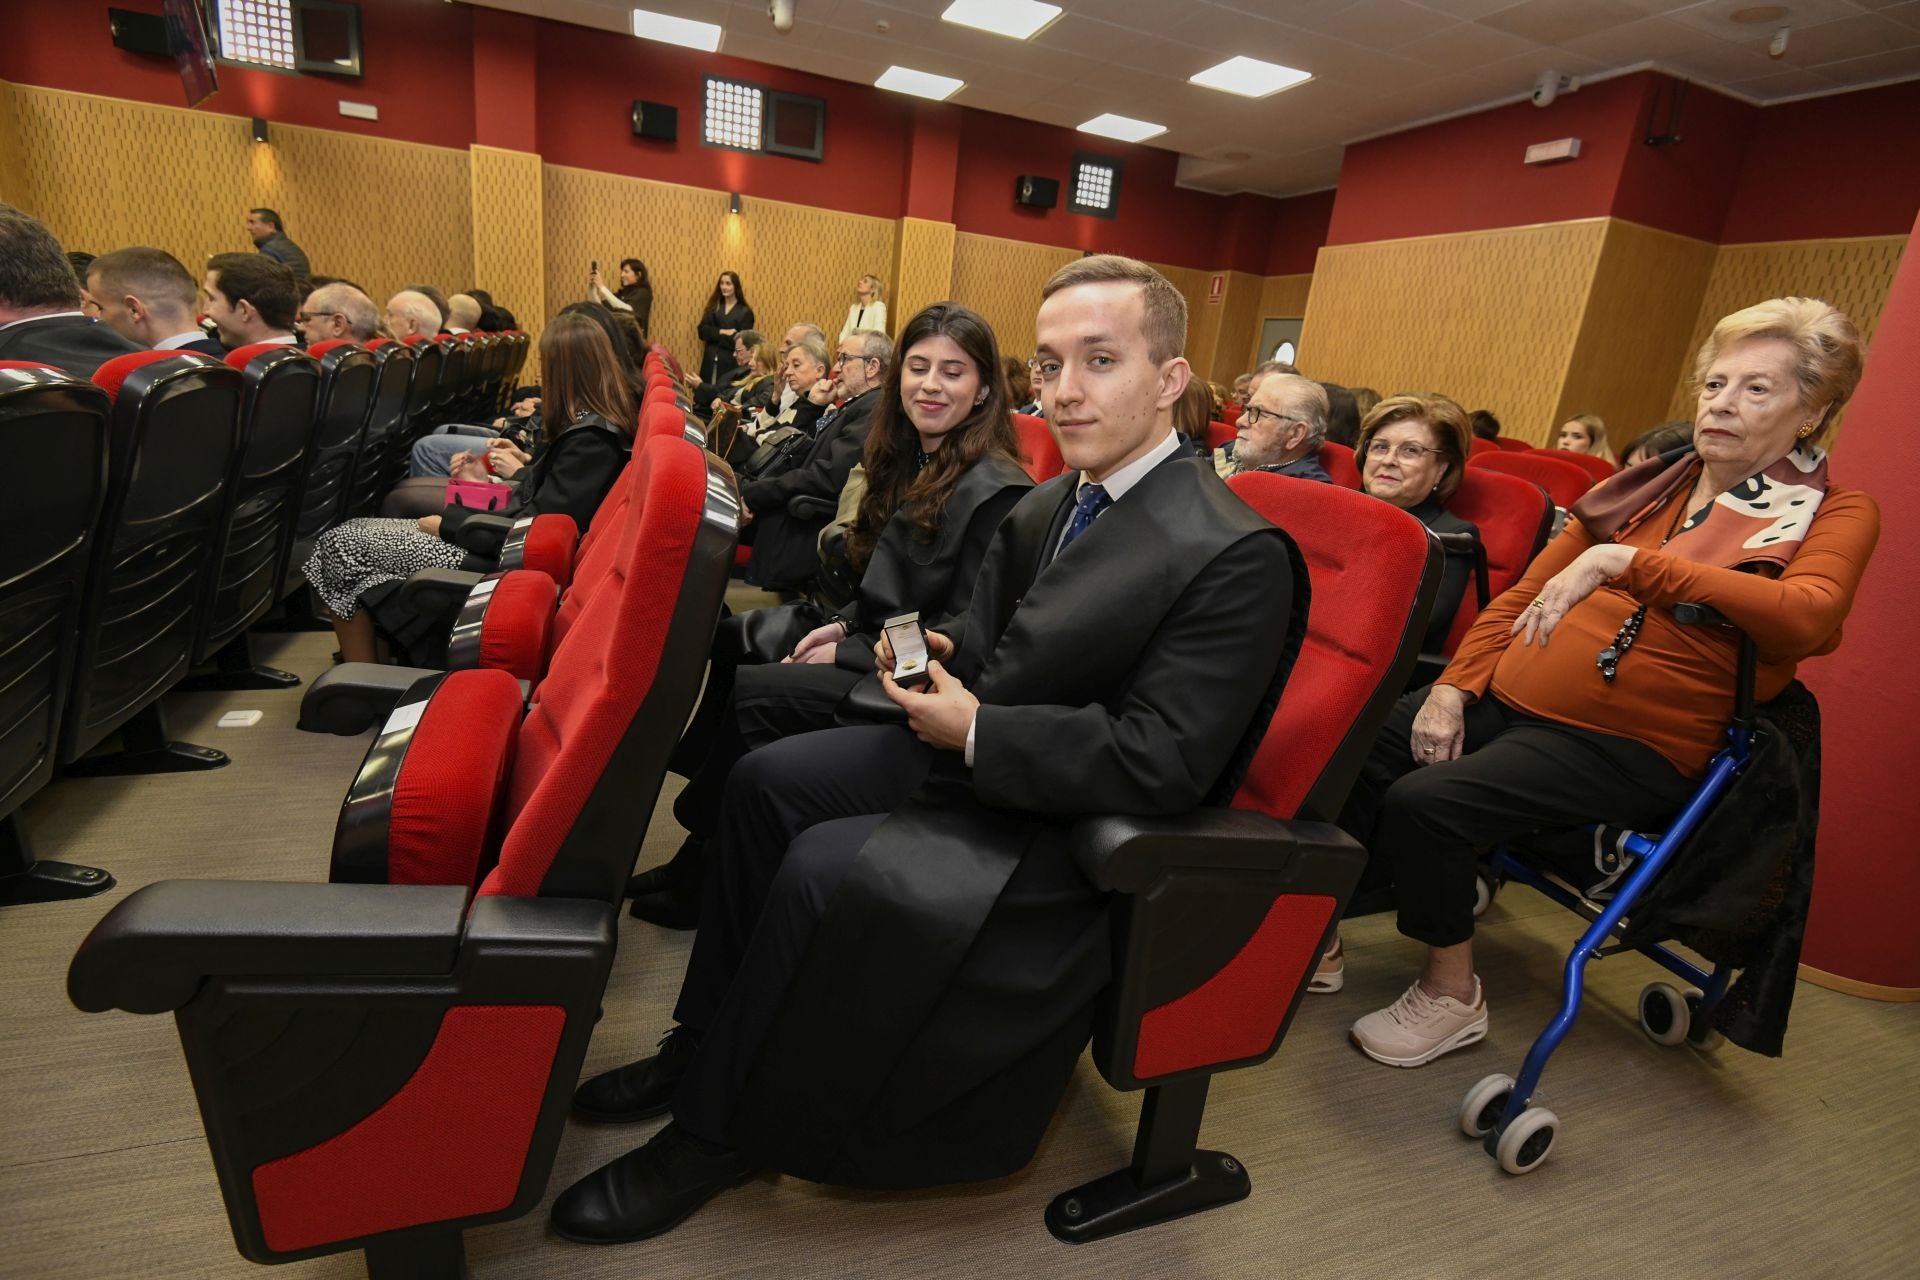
[724,453,1303,1189]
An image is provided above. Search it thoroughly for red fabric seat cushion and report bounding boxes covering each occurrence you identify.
[91,349,194,402]
[1317,443,1363,490]
[386,667,524,887]
[224,341,291,371]
[518,515,579,591]
[306,338,361,360]
[1012,412,1064,482]
[478,571,558,682]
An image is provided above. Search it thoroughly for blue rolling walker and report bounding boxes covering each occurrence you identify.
[1459,608,1756,1175]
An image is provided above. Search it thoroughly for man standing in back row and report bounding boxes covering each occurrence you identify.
[551,255,1303,1244]
[245,208,310,291]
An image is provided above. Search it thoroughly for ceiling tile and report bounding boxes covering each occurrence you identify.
[1555,15,1721,65]
[1803,44,1920,83]
[1720,67,1842,98]
[1766,13,1920,68]
[1305,0,1462,49]
[1880,1,1920,31]
[1395,19,1538,68]
[1029,14,1213,77]
[1478,0,1650,46]
[1410,0,1530,18]
[1661,0,1862,43]
[1661,39,1789,82]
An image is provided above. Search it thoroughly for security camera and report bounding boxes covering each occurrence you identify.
[769,0,795,34]
[1531,69,1579,108]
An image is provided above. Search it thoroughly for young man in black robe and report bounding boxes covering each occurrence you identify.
[550,255,1300,1243]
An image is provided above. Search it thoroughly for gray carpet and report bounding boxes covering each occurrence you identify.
[3,627,1917,1279]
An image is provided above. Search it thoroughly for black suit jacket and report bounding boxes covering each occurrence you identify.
[1410,499,1480,652]
[166,335,230,360]
[0,315,141,380]
[742,390,881,589]
[438,415,629,560]
[733,452,1305,1187]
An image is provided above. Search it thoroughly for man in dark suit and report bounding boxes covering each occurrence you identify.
[85,247,226,359]
[1223,372,1333,482]
[741,328,892,591]
[0,203,139,378]
[551,256,1300,1244]
[245,207,310,290]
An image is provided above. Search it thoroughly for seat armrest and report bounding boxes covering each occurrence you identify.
[68,881,469,1015]
[497,516,537,570]
[786,494,836,521]
[299,662,441,735]
[1432,529,1491,608]
[443,513,515,560]
[1073,808,1358,894]
[437,422,495,438]
[396,567,486,611]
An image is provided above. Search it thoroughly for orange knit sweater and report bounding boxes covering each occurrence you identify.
[1437,484,1880,777]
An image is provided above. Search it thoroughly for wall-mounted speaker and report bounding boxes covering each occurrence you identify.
[632,101,679,142]
[109,8,178,57]
[1014,175,1059,209]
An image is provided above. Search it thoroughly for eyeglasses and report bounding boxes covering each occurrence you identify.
[1365,440,1444,463]
[296,310,343,324]
[1239,405,1306,431]
[833,352,872,367]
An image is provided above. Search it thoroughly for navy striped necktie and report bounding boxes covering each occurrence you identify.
[1060,482,1112,551]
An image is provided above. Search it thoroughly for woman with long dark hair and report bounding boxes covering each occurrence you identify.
[697,270,753,385]
[588,256,653,337]
[306,312,636,664]
[626,303,1034,927]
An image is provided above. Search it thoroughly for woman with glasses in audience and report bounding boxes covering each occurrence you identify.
[628,303,1034,928]
[698,271,753,386]
[1328,298,1877,1072]
[305,312,635,665]
[1358,393,1479,653]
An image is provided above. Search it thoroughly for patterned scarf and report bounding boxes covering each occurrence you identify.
[1572,442,1831,576]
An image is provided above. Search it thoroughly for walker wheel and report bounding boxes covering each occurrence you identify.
[1459,1073,1515,1139]
[1638,982,1690,1046]
[1683,990,1725,1051]
[1495,1107,1559,1175]
[1472,873,1494,918]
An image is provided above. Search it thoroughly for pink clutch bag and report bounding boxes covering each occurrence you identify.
[443,479,512,511]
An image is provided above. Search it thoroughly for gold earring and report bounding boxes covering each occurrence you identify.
[1797,421,1817,438]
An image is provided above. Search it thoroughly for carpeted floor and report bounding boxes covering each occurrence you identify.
[3,626,1917,1279]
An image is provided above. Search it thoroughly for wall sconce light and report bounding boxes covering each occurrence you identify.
[251,117,270,144]
[729,191,743,216]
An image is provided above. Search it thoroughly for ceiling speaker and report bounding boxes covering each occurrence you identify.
[1014,175,1059,209]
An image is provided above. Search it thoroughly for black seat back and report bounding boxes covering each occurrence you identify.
[0,365,110,816]
[343,342,414,516]
[64,353,242,762]
[401,337,444,435]
[282,342,376,593]
[196,346,321,660]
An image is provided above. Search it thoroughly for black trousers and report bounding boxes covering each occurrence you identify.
[672,662,863,838]
[670,726,933,1144]
[1340,690,1696,950]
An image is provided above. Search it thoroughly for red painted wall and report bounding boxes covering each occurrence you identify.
[1609,77,1756,245]
[532,22,912,221]
[0,0,474,150]
[1798,204,1920,991]
[1266,189,1337,275]
[473,8,538,153]
[1718,80,1920,245]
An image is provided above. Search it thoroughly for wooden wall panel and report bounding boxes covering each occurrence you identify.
[950,232,1078,361]
[1557,220,1719,451]
[1301,220,1610,443]
[2,83,470,312]
[892,217,956,333]
[1664,235,1909,445]
[543,163,896,372]
[0,84,25,210]
[1209,269,1266,385]
[1259,273,1314,321]
[471,146,544,375]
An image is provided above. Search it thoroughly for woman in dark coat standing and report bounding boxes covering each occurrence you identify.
[628,303,1034,926]
[697,270,753,386]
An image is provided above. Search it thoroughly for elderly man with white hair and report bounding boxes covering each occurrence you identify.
[446,292,482,334]
[384,290,442,341]
[297,282,380,345]
[1218,372,1332,483]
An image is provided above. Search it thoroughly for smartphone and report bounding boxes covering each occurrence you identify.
[883,612,930,690]
[591,259,599,274]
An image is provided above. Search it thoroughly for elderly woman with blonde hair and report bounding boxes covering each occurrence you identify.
[1324,297,1880,1071]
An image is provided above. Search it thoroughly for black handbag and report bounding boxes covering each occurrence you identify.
[716,599,828,665]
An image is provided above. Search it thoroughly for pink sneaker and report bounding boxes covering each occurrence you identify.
[1349,978,1488,1067]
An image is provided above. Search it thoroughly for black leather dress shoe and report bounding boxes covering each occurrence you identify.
[624,834,707,901]
[550,1123,757,1245]
[627,885,700,929]
[573,1028,695,1123]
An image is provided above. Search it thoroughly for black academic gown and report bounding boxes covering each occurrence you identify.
[726,453,1302,1189]
[0,314,140,379]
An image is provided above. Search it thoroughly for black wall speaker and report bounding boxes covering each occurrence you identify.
[1014,175,1059,209]
[109,8,177,57]
[631,101,679,142]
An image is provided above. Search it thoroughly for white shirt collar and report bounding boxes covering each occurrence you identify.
[260,333,299,346]
[153,330,208,351]
[1080,428,1184,502]
[0,310,86,333]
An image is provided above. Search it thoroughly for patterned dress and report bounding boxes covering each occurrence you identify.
[303,518,471,619]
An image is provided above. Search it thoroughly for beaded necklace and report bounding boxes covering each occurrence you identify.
[1596,481,1706,683]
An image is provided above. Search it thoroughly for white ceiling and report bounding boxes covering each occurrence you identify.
[462,0,1920,197]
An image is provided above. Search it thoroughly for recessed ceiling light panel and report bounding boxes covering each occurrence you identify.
[1077,113,1166,143]
[1189,56,1313,99]
[940,0,1063,41]
[631,7,722,52]
[875,65,967,101]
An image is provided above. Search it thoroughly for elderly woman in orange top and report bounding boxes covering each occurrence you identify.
[1330,297,1880,1070]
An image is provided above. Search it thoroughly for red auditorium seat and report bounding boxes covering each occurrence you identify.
[1205,419,1237,452]
[1469,450,1594,509]
[186,343,322,689]
[1012,412,1065,482]
[68,434,739,1279]
[1534,446,1616,485]
[0,363,113,905]
[61,352,243,776]
[1221,400,1242,427]
[1317,441,1363,489]
[1490,435,1532,452]
[1433,467,1556,656]
[1047,474,1441,1242]
[1469,435,1497,457]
